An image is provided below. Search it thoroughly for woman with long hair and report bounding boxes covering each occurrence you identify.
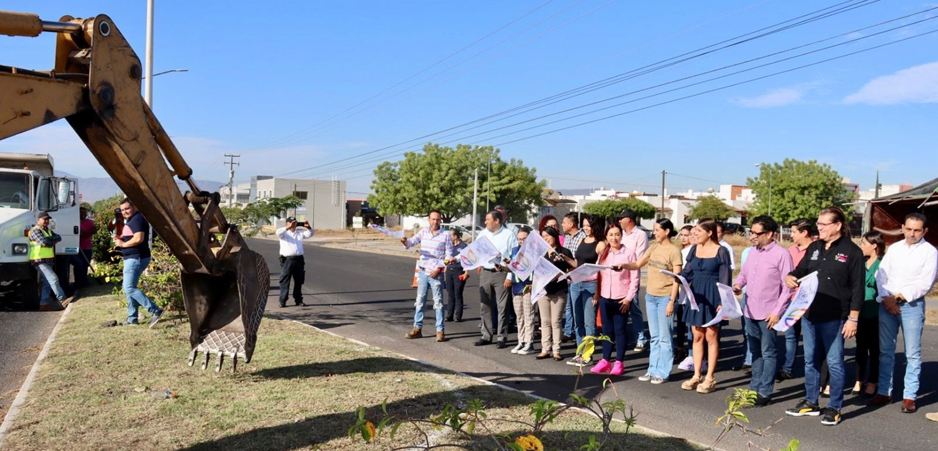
[679,218,732,394]
[855,230,885,396]
[618,219,683,384]
[538,214,563,246]
[535,226,573,361]
[590,223,639,377]
[566,215,607,365]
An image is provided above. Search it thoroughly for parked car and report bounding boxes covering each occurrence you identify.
[636,225,654,240]
[441,223,472,241]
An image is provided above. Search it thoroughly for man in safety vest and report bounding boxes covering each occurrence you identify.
[29,211,72,311]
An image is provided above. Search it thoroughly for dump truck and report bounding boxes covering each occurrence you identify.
[1,10,269,371]
[0,152,80,308]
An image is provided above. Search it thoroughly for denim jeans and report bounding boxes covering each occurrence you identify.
[740,294,752,366]
[781,322,801,373]
[36,262,65,305]
[745,317,778,397]
[645,294,674,378]
[877,299,925,400]
[570,281,597,347]
[626,285,647,346]
[563,290,575,337]
[803,316,846,410]
[414,269,445,332]
[599,297,629,362]
[123,257,162,323]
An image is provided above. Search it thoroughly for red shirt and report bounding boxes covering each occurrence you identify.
[79,218,96,250]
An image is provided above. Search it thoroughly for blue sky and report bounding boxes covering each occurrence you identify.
[2,0,936,198]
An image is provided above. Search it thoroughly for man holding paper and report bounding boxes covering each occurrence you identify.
[475,210,518,348]
[784,207,864,427]
[401,210,453,342]
[732,216,793,407]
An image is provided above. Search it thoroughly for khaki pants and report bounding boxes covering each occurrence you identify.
[537,291,567,354]
[513,291,535,345]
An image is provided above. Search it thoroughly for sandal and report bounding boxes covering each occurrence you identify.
[696,377,717,394]
[681,376,701,391]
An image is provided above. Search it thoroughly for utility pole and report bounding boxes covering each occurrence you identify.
[485,156,491,212]
[144,0,154,107]
[224,154,240,207]
[472,169,478,241]
[661,170,666,219]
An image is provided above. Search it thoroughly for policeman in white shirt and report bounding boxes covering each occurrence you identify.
[872,212,937,414]
[276,216,315,308]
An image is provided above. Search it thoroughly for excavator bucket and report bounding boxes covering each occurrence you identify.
[182,248,270,372]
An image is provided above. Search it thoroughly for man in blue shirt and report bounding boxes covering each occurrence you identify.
[113,198,163,328]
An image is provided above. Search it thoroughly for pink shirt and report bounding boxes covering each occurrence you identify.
[598,246,638,300]
[79,218,96,250]
[788,243,808,299]
[735,241,794,320]
[620,226,648,289]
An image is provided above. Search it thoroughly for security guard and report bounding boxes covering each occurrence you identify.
[29,211,72,311]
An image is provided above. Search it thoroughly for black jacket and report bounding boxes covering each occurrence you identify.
[789,236,864,323]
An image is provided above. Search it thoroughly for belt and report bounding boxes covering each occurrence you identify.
[482,267,499,273]
[281,255,304,259]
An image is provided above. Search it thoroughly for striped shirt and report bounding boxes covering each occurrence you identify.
[564,229,586,254]
[405,227,453,272]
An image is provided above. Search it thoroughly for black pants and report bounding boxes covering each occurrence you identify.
[855,316,880,385]
[444,267,465,320]
[279,255,305,306]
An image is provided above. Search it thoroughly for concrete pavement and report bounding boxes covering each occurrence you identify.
[249,238,938,451]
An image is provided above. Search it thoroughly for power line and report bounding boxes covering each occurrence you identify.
[286,7,933,180]
[276,0,881,178]
[241,0,564,153]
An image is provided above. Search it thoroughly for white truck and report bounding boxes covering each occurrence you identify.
[0,152,80,308]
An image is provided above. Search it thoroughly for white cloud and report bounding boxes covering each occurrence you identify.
[733,88,805,108]
[843,61,938,105]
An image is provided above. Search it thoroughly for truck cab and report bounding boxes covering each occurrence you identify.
[0,152,80,308]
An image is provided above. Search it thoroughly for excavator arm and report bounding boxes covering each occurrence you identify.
[1,11,269,371]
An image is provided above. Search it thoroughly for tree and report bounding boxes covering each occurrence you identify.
[582,198,656,220]
[748,159,855,224]
[368,143,545,223]
[688,195,734,221]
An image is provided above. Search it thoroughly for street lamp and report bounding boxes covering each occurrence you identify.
[754,163,772,216]
[142,68,188,79]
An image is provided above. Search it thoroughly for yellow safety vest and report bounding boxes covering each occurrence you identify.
[29,227,55,261]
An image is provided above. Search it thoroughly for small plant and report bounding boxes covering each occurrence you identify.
[709,389,799,451]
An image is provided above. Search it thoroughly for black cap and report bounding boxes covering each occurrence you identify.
[617,208,636,221]
[37,211,51,219]
[285,216,297,223]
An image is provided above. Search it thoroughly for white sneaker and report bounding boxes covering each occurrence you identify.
[651,376,668,385]
[510,342,524,354]
[638,373,653,382]
[633,342,646,352]
[566,357,590,367]
[678,356,695,371]
[517,343,535,355]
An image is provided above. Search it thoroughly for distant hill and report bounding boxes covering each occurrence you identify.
[63,173,226,203]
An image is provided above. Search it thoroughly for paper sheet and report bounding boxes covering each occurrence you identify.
[702,283,744,327]
[773,271,819,332]
[457,235,502,270]
[507,231,550,280]
[561,264,612,283]
[369,224,405,238]
[661,269,698,311]
[531,256,562,304]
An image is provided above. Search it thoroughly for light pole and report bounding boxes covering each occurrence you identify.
[143,69,188,79]
[754,163,772,216]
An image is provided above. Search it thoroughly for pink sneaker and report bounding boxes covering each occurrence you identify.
[610,360,625,376]
[590,359,611,374]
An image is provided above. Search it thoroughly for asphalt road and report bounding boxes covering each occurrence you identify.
[0,305,62,420]
[244,239,936,449]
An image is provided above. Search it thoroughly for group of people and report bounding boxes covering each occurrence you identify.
[401,205,937,427]
[29,199,164,328]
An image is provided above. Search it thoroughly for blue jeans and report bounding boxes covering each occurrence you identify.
[645,294,674,378]
[36,262,65,305]
[123,257,162,323]
[782,322,801,373]
[740,294,752,366]
[414,270,445,332]
[626,285,647,346]
[570,281,597,347]
[745,317,778,397]
[803,317,846,410]
[563,290,575,337]
[877,299,925,400]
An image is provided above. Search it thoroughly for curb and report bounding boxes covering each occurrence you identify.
[0,304,73,448]
[270,313,709,449]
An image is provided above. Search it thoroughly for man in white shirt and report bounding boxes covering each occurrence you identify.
[476,210,518,348]
[716,222,737,271]
[871,212,937,414]
[275,216,315,308]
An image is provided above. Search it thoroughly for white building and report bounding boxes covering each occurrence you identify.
[220,176,347,229]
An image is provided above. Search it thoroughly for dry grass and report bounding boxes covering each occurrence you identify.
[1,285,699,451]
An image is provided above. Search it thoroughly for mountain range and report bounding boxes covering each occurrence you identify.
[61,172,226,204]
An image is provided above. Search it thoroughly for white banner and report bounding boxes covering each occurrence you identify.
[661,269,698,311]
[702,283,744,327]
[562,264,612,283]
[772,271,819,332]
[369,224,404,238]
[507,231,550,280]
[531,256,562,305]
[457,235,502,270]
